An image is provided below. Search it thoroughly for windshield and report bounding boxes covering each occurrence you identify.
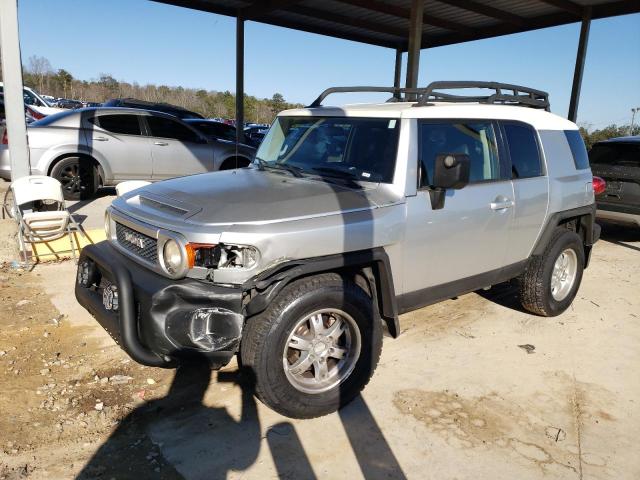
[24,89,50,107]
[255,116,400,183]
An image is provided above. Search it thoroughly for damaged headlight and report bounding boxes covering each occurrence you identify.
[186,243,259,270]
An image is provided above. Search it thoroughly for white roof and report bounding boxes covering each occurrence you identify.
[280,102,577,131]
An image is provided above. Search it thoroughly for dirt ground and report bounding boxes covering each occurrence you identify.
[0,221,638,480]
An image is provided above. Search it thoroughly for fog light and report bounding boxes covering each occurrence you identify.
[77,260,97,287]
[102,284,119,311]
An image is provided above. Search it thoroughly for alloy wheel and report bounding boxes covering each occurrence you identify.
[283,308,361,394]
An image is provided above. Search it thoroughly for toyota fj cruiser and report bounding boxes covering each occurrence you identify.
[75,81,600,418]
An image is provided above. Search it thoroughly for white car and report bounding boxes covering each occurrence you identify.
[0,83,66,118]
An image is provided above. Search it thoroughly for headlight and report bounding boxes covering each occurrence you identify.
[162,239,184,275]
[185,243,259,270]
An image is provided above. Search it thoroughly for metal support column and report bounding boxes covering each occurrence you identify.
[405,0,424,100]
[393,48,402,89]
[568,7,591,123]
[235,14,245,145]
[0,0,30,179]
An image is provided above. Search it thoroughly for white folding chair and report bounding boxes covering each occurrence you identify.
[115,181,151,197]
[9,175,79,264]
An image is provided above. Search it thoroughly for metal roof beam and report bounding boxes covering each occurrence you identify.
[286,5,408,38]
[337,0,475,34]
[258,15,400,48]
[243,0,303,20]
[153,0,236,17]
[436,0,526,26]
[537,0,583,17]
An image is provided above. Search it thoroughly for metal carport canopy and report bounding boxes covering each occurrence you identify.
[154,0,640,134]
[154,0,639,50]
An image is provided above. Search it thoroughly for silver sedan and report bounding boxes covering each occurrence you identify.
[0,107,256,199]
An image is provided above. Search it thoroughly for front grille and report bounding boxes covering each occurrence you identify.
[115,222,158,263]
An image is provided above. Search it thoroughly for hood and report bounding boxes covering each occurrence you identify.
[115,168,400,227]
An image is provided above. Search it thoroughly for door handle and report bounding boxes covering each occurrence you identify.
[154,141,169,146]
[94,136,108,141]
[490,199,514,210]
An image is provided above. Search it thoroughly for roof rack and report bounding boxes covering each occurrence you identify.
[307,86,425,108]
[415,81,550,111]
[307,81,550,111]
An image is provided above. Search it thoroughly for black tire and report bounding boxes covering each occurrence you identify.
[50,156,98,200]
[219,157,250,170]
[518,227,585,316]
[241,273,382,419]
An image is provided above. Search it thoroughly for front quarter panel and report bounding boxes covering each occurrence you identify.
[212,204,406,285]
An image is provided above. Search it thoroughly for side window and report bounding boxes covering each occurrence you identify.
[147,116,200,142]
[503,123,543,178]
[564,130,590,170]
[419,121,500,186]
[91,115,142,135]
[212,124,237,141]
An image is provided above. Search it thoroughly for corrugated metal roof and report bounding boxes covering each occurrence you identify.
[153,0,640,49]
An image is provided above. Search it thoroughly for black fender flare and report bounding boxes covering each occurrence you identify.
[532,203,600,267]
[242,248,400,338]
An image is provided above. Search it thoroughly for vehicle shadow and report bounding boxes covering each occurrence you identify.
[475,280,529,313]
[76,361,263,480]
[67,186,116,215]
[77,357,406,479]
[598,220,640,252]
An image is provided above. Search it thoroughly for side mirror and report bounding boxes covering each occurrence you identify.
[429,153,470,210]
[433,153,470,189]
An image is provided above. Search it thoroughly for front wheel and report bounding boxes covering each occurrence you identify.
[518,228,585,316]
[241,273,382,418]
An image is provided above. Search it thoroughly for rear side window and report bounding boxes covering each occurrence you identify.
[147,116,200,142]
[564,130,590,170]
[192,122,236,141]
[418,121,501,186]
[92,115,141,135]
[503,123,543,178]
[589,143,639,167]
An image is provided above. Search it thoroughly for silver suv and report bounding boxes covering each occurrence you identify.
[0,107,255,200]
[75,82,600,419]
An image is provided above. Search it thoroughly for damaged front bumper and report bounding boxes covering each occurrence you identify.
[75,241,243,369]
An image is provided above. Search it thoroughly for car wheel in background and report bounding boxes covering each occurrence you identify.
[241,273,382,419]
[219,157,250,170]
[51,156,98,201]
[518,227,585,316]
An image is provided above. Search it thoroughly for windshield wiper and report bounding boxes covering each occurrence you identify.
[260,162,305,178]
[311,166,358,179]
[310,167,362,188]
[254,157,266,171]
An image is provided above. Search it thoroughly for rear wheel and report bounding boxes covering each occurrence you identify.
[241,273,382,418]
[518,228,584,316]
[51,156,98,200]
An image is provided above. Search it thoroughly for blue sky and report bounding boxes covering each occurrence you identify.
[16,0,640,128]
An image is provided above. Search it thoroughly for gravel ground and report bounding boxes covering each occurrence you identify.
[0,220,638,480]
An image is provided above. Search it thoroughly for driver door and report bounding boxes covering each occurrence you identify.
[402,120,515,303]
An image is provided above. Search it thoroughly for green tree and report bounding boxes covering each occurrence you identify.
[55,69,74,98]
[269,93,286,115]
